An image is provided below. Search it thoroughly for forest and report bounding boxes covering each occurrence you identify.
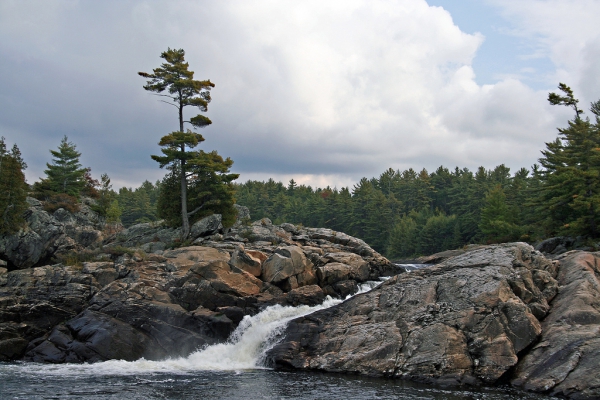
[1,84,599,259]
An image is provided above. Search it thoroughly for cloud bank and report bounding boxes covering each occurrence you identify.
[0,0,598,189]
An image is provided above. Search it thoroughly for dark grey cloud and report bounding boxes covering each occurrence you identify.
[0,0,597,191]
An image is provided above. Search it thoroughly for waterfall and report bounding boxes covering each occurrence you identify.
[9,280,384,376]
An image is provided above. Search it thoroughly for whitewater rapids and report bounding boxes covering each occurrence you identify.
[4,281,384,376]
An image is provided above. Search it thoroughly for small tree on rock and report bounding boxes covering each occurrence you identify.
[40,136,87,198]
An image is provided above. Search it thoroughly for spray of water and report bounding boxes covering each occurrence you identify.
[2,280,385,376]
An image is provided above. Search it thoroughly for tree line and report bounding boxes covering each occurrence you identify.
[236,84,600,258]
[1,60,598,260]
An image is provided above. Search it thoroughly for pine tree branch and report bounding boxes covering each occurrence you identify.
[187,203,205,217]
[159,100,179,109]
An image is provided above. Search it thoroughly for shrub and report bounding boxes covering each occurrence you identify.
[53,249,97,267]
[43,193,80,214]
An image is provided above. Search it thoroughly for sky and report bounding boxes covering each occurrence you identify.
[1,0,600,191]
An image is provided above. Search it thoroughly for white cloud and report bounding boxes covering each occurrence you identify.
[0,0,598,190]
[488,0,600,103]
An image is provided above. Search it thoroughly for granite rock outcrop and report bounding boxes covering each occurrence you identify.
[0,208,396,363]
[267,243,600,398]
[0,198,104,270]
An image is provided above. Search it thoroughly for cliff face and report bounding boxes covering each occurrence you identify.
[267,243,600,399]
[511,251,600,399]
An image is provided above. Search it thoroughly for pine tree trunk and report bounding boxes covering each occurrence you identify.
[180,157,189,239]
[178,101,190,239]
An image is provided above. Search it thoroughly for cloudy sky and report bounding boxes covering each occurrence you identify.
[1,0,599,190]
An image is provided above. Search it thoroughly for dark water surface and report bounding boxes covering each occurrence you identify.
[0,365,553,400]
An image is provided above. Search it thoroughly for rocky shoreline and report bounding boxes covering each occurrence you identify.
[267,243,600,399]
[1,200,599,398]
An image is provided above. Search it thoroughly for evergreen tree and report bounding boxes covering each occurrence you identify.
[157,151,239,229]
[40,136,87,198]
[91,173,117,217]
[418,212,457,255]
[479,185,523,243]
[139,48,219,238]
[117,181,160,227]
[0,137,28,234]
[387,213,419,258]
[535,84,600,237]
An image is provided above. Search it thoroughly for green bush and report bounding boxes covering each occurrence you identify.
[43,193,80,214]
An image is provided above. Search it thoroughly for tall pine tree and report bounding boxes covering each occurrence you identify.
[536,84,600,237]
[140,48,237,238]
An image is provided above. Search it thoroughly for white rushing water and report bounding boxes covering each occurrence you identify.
[4,280,384,377]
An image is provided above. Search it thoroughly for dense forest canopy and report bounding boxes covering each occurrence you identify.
[234,83,600,258]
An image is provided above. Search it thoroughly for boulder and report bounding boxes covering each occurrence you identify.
[285,285,325,306]
[191,260,263,297]
[114,222,180,248]
[229,246,262,277]
[237,218,290,244]
[267,243,556,386]
[190,214,223,238]
[261,246,313,285]
[233,204,251,227]
[316,261,369,286]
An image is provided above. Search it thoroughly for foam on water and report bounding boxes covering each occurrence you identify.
[2,280,385,376]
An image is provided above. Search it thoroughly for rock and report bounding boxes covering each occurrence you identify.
[0,213,398,365]
[141,241,166,253]
[0,264,98,360]
[332,279,359,297]
[317,261,369,286]
[511,251,600,399]
[191,260,263,297]
[261,246,313,286]
[247,249,268,264]
[82,262,118,287]
[285,285,325,306]
[27,310,160,363]
[0,322,30,361]
[229,247,263,277]
[190,214,223,238]
[318,252,370,284]
[280,223,299,235]
[267,243,556,386]
[534,236,597,256]
[0,198,104,269]
[233,204,251,227]
[114,222,180,248]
